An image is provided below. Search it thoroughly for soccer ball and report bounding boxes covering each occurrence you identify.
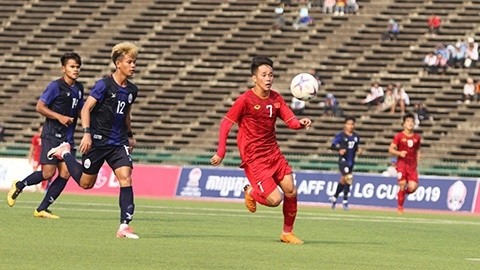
[290,73,319,101]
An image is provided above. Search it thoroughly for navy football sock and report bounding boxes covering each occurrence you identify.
[63,153,82,185]
[119,186,135,224]
[17,171,44,190]
[343,185,351,201]
[37,176,68,211]
[334,183,345,198]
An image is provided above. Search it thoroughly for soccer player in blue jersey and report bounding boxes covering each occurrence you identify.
[329,116,363,210]
[6,52,83,219]
[48,42,139,239]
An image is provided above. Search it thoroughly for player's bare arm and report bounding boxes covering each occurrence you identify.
[36,100,73,127]
[79,96,97,154]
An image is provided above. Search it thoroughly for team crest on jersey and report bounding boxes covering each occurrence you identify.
[128,93,133,103]
[66,92,70,97]
[254,105,261,110]
[111,93,116,98]
[274,102,280,109]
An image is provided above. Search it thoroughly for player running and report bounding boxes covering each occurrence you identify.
[329,116,362,210]
[388,113,421,214]
[210,56,312,244]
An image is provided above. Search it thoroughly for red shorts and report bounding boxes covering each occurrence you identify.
[243,155,292,198]
[396,163,418,182]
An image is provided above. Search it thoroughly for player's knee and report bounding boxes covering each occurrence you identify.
[79,181,94,189]
[268,197,282,206]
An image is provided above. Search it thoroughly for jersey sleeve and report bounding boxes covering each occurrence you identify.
[278,95,302,129]
[392,132,401,146]
[89,80,107,102]
[39,81,60,106]
[331,133,343,150]
[216,95,245,158]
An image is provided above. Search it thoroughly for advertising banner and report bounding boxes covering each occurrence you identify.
[63,164,180,198]
[176,166,479,213]
[0,157,39,192]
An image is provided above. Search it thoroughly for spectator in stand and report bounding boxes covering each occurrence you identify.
[423,51,438,74]
[322,0,336,14]
[290,96,306,115]
[463,77,475,104]
[293,0,314,30]
[381,18,400,41]
[392,83,410,115]
[377,84,396,113]
[0,125,5,142]
[321,93,342,117]
[435,53,448,75]
[334,0,346,16]
[475,80,480,102]
[413,102,434,128]
[273,3,286,32]
[363,82,384,109]
[447,42,466,68]
[345,0,358,14]
[465,37,479,68]
[427,14,441,36]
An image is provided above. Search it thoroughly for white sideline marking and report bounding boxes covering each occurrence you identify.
[6,200,480,226]
[466,258,480,261]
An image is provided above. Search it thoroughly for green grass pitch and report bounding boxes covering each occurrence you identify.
[1,192,480,269]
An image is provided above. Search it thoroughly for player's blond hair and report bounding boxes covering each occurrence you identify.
[111,42,138,64]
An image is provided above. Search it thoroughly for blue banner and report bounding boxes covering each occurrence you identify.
[176,166,478,212]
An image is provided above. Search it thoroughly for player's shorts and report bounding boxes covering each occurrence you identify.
[396,163,418,182]
[338,159,353,176]
[40,139,76,165]
[243,154,292,198]
[82,145,132,175]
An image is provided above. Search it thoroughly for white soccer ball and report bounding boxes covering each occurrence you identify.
[290,73,319,101]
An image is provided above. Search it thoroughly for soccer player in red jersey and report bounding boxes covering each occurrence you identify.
[210,56,312,244]
[388,113,421,214]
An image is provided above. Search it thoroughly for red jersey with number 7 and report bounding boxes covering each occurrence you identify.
[222,89,301,166]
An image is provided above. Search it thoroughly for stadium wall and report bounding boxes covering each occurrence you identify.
[1,157,478,214]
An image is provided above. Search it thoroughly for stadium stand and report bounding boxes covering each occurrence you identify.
[1,0,480,177]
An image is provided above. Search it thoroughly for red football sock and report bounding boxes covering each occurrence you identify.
[250,189,269,206]
[282,195,297,233]
[397,189,405,208]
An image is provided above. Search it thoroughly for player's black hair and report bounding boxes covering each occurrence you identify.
[403,113,415,123]
[250,56,273,75]
[344,116,356,123]
[60,52,82,67]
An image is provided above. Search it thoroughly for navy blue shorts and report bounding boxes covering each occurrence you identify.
[338,159,353,176]
[40,139,76,165]
[82,145,133,175]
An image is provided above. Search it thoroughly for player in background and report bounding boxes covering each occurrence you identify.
[28,124,50,191]
[329,116,362,210]
[7,52,83,219]
[47,42,139,239]
[210,56,312,244]
[388,113,421,214]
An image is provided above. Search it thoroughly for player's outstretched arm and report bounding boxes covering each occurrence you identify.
[298,118,312,129]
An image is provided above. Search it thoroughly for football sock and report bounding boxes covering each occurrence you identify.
[397,189,406,207]
[120,186,135,224]
[63,153,82,185]
[343,185,351,201]
[37,176,67,211]
[249,189,269,206]
[282,194,298,233]
[334,183,345,198]
[17,171,44,190]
